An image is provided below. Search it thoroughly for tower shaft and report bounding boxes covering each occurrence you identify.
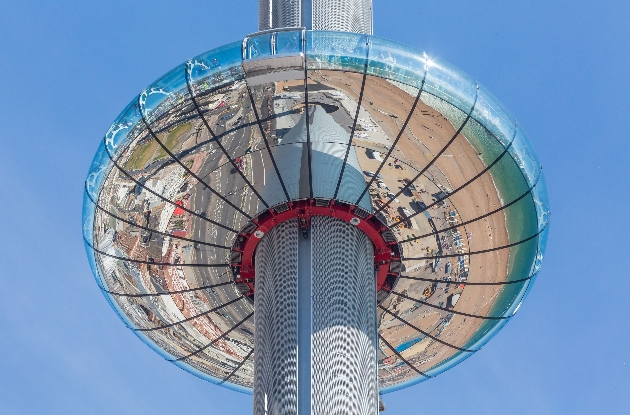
[258,0,373,34]
[254,216,378,415]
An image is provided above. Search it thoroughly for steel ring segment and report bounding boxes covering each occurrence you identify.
[229,198,402,302]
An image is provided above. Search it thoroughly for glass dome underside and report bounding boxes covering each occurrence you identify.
[83,30,549,394]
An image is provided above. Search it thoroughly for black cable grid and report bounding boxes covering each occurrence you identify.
[134,296,244,332]
[378,305,478,353]
[101,140,238,233]
[137,106,252,220]
[246,85,291,201]
[170,311,254,361]
[184,62,271,210]
[332,35,372,200]
[378,334,431,379]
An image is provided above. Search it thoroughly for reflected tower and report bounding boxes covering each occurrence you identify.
[83,1,550,414]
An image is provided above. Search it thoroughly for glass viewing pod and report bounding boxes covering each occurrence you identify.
[83,29,550,395]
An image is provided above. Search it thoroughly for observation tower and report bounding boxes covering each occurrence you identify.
[83,1,550,414]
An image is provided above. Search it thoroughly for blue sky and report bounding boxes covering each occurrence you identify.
[0,1,628,414]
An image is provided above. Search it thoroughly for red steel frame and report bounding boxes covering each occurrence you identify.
[230,199,401,297]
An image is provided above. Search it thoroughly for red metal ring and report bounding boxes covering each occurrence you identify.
[229,199,401,299]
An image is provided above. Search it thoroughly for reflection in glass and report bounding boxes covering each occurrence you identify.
[247,33,273,59]
[84,30,549,395]
[275,30,302,55]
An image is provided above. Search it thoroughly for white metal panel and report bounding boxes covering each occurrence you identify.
[312,0,373,35]
[254,219,299,415]
[259,0,303,31]
[259,105,373,212]
[260,0,373,34]
[311,216,378,415]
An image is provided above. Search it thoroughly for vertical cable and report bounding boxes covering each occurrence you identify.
[303,55,314,198]
[247,86,292,201]
[333,34,370,200]
[138,98,252,220]
[359,84,479,208]
[354,76,427,206]
[185,61,270,210]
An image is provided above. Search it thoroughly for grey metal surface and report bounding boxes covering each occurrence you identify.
[311,216,377,415]
[254,217,377,415]
[259,0,373,34]
[312,0,372,34]
[254,219,299,415]
[259,0,302,32]
[260,104,372,211]
[297,227,312,415]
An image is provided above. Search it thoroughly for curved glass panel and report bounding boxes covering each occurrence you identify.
[532,169,551,231]
[519,272,541,305]
[471,84,517,148]
[422,54,477,116]
[509,127,541,187]
[187,41,244,95]
[533,226,550,275]
[139,64,188,124]
[367,37,427,89]
[82,187,97,247]
[84,30,549,395]
[246,33,273,59]
[104,100,143,159]
[306,31,368,71]
[275,30,303,55]
[85,140,113,201]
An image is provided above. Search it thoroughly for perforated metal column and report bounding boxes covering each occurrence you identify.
[254,219,299,415]
[254,216,378,415]
[311,0,373,35]
[311,216,377,415]
[258,0,373,34]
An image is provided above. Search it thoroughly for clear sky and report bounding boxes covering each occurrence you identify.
[0,1,628,414]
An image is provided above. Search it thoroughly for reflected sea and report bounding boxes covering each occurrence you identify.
[424,109,540,375]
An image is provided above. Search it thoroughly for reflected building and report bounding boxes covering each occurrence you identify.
[83,1,549,414]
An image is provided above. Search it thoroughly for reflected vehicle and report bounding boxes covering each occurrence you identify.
[364,170,384,180]
[366,148,384,161]
[411,199,426,211]
[83,29,549,396]
[398,207,412,217]
[233,157,244,173]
